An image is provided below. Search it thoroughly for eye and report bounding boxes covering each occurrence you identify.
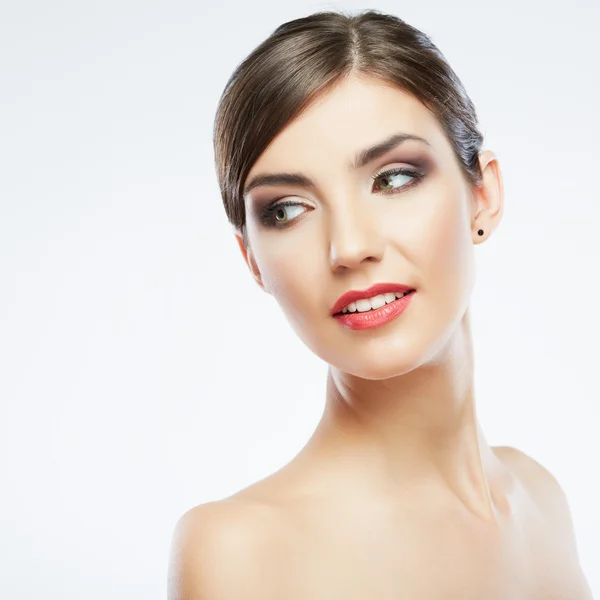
[272,203,307,224]
[258,200,310,229]
[372,167,424,195]
[257,167,425,229]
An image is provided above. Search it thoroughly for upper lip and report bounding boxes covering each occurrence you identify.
[331,282,415,315]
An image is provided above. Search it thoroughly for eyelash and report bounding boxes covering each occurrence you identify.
[257,167,425,229]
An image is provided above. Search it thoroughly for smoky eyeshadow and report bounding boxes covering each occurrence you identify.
[246,150,437,213]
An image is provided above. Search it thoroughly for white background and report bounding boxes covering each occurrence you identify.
[1,0,598,597]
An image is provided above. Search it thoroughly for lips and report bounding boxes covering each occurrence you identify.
[331,282,415,316]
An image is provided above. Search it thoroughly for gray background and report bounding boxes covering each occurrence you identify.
[1,0,598,597]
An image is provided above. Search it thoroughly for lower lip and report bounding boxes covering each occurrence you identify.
[333,291,416,331]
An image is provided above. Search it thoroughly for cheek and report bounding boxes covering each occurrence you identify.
[253,236,323,318]
[423,191,475,298]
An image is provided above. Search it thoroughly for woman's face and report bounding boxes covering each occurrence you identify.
[240,74,484,379]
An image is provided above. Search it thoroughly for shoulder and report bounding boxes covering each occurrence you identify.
[493,445,593,597]
[493,445,561,490]
[167,498,283,600]
[494,445,570,512]
[493,445,579,548]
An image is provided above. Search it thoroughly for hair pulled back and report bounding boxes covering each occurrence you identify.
[213,9,484,246]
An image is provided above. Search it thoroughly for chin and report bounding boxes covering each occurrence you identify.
[288,303,463,379]
[318,334,436,380]
[339,351,430,380]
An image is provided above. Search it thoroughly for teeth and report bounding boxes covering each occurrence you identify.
[371,295,387,310]
[341,291,411,313]
[356,298,374,312]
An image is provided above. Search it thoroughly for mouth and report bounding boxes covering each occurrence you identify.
[333,289,415,316]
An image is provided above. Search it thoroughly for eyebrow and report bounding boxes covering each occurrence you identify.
[242,132,431,197]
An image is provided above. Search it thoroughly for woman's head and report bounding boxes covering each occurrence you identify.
[213,9,503,379]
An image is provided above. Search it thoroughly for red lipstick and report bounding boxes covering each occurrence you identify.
[331,282,416,331]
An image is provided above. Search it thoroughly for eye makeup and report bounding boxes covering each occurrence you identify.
[253,161,428,230]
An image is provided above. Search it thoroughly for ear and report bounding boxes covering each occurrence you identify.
[471,150,504,244]
[233,228,270,294]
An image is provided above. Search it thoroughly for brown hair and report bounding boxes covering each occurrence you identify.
[213,8,484,247]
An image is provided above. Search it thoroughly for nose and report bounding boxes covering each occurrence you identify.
[328,202,384,272]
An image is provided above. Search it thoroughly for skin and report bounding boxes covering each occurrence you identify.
[168,74,593,599]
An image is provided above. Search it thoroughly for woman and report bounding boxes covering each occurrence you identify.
[169,9,593,599]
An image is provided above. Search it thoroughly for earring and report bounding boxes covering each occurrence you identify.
[477,229,484,236]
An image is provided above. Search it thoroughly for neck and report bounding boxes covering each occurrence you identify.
[303,309,504,522]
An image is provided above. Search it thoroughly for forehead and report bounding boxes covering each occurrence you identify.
[246,75,450,180]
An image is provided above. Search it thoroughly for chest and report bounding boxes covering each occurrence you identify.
[267,506,576,600]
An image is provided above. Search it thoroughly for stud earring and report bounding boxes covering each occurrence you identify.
[477,229,484,236]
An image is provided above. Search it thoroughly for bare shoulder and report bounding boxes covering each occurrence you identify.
[493,445,593,596]
[493,445,573,519]
[167,498,283,600]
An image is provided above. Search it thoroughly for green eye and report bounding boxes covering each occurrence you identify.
[263,201,309,228]
[259,166,425,229]
[372,167,422,194]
